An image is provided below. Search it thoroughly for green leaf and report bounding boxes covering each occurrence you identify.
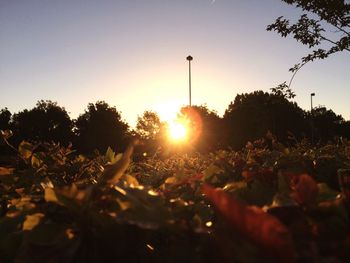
[101,140,138,184]
[105,147,115,164]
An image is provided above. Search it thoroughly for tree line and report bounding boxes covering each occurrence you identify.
[1,90,349,156]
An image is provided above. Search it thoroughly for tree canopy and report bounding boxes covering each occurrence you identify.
[224,91,307,149]
[181,105,223,151]
[11,100,73,145]
[136,111,163,141]
[75,101,129,153]
[312,106,346,142]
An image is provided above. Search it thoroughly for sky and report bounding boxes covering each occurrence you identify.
[1,0,349,127]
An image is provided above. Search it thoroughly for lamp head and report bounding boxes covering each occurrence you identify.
[186,55,193,61]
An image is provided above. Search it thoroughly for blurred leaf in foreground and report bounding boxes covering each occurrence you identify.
[101,139,139,184]
[203,184,295,262]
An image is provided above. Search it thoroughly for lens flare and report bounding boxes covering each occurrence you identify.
[168,120,188,142]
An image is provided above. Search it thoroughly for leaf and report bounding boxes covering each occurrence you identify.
[222,181,247,192]
[164,176,177,184]
[105,146,115,164]
[290,174,318,207]
[0,167,14,176]
[116,198,131,211]
[45,184,88,208]
[101,139,139,185]
[242,170,254,183]
[0,129,12,140]
[123,174,139,187]
[317,183,340,202]
[272,173,297,207]
[203,184,295,262]
[44,188,60,204]
[23,213,45,231]
[31,153,44,168]
[15,188,25,197]
[18,141,34,159]
[204,164,223,178]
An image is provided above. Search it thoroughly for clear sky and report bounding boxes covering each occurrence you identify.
[1,0,349,127]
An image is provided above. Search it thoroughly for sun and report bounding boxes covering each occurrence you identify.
[167,119,188,142]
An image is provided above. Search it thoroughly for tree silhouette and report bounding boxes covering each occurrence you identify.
[0,108,11,131]
[75,101,129,153]
[180,105,224,151]
[224,91,307,149]
[0,108,13,156]
[267,0,350,87]
[11,100,73,145]
[311,106,346,142]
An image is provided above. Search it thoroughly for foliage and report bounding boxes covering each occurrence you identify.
[223,91,306,149]
[270,82,296,100]
[267,0,350,75]
[74,101,129,153]
[0,108,11,131]
[2,96,350,155]
[1,132,350,262]
[10,100,74,146]
[180,105,224,151]
[312,106,346,142]
[136,111,163,141]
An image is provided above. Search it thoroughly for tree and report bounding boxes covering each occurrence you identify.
[136,111,163,140]
[0,108,11,131]
[180,105,224,151]
[311,106,345,142]
[75,101,129,153]
[11,100,73,145]
[0,108,13,155]
[339,120,350,139]
[267,0,350,87]
[224,91,307,149]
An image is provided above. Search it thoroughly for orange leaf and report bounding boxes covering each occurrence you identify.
[203,184,295,262]
[0,167,14,176]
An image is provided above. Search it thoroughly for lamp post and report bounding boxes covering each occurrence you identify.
[186,55,193,107]
[311,93,315,145]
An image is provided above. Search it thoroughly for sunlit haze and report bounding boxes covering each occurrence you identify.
[168,119,189,142]
[1,0,349,127]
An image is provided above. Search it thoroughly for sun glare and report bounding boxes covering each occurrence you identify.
[168,120,188,142]
[154,101,183,122]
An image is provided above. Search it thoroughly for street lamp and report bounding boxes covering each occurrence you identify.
[310,93,315,112]
[186,55,193,107]
[310,93,315,145]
